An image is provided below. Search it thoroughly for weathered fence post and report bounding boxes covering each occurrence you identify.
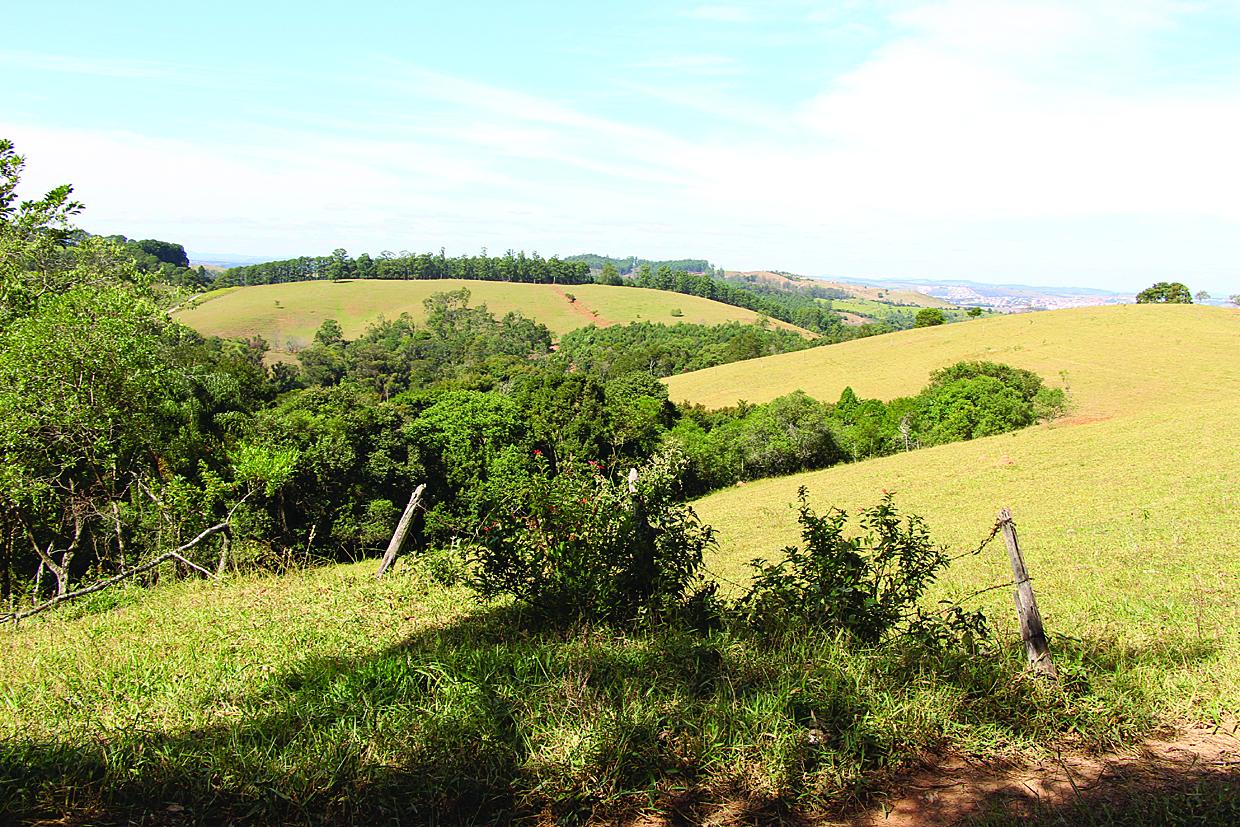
[376,484,426,580]
[998,507,1057,680]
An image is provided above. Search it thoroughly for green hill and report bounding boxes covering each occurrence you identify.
[676,304,1240,720]
[174,279,811,359]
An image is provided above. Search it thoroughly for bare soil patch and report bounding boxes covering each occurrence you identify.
[857,721,1239,826]
[621,722,1238,826]
[552,284,616,327]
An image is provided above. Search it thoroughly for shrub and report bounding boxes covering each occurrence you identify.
[917,375,1032,444]
[916,360,1065,443]
[740,490,981,643]
[468,449,717,626]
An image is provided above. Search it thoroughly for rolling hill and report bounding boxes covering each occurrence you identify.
[726,270,954,308]
[174,279,811,358]
[676,304,1240,719]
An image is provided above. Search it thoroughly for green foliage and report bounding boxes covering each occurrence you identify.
[556,320,818,379]
[296,290,553,396]
[229,442,299,497]
[671,362,1060,496]
[595,261,623,285]
[1136,281,1193,303]
[468,450,716,625]
[741,490,982,644]
[917,361,1064,445]
[914,307,946,327]
[565,253,712,275]
[630,265,843,334]
[218,248,592,287]
[133,238,189,268]
[966,306,984,317]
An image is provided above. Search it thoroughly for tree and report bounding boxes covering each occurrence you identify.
[1195,290,1210,303]
[914,308,946,327]
[596,262,623,286]
[965,306,983,317]
[1136,282,1192,303]
[1,139,268,605]
[1230,295,1240,306]
[134,239,189,268]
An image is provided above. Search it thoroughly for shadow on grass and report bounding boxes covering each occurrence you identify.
[0,604,1228,826]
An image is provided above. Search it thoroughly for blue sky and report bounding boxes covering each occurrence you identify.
[4,0,1239,293]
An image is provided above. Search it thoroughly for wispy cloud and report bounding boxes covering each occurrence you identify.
[6,1,1239,291]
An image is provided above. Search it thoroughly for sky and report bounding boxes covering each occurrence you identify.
[3,0,1239,293]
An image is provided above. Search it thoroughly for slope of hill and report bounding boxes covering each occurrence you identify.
[666,304,1238,415]
[727,270,953,308]
[681,304,1240,719]
[174,279,811,357]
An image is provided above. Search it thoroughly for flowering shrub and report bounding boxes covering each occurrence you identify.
[468,449,716,625]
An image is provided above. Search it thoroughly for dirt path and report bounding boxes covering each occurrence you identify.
[550,284,616,327]
[626,722,1238,826]
[858,721,1239,825]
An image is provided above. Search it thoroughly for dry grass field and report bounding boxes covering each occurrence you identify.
[175,279,809,359]
[680,304,1240,720]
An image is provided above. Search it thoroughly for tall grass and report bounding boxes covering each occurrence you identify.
[0,557,1188,824]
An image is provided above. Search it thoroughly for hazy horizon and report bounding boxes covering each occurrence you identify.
[5,1,1239,294]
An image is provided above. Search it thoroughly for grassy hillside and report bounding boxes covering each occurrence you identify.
[682,304,1240,721]
[666,304,1239,415]
[175,279,809,358]
[726,270,951,308]
[828,297,993,326]
[821,280,953,307]
[3,305,1237,822]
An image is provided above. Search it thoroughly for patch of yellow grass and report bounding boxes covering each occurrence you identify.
[668,304,1240,418]
[174,279,808,359]
[686,304,1240,718]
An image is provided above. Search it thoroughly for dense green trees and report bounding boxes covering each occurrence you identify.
[0,138,1069,615]
[914,308,946,327]
[1136,282,1193,303]
[556,320,819,379]
[669,362,1065,497]
[0,140,274,600]
[629,264,845,334]
[564,254,712,275]
[218,248,593,287]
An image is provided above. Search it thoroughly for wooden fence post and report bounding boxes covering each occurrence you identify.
[376,484,425,580]
[998,507,1058,680]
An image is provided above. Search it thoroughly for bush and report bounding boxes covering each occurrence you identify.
[914,308,946,327]
[916,360,1063,444]
[740,490,983,643]
[468,449,717,626]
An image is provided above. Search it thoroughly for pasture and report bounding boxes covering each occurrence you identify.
[175,279,810,359]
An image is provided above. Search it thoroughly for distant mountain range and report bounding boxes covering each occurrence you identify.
[818,274,1133,311]
[187,252,277,269]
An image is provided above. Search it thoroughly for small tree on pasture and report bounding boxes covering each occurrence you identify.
[1136,282,1192,303]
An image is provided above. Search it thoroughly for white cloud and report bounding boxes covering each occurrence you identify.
[7,2,1239,291]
